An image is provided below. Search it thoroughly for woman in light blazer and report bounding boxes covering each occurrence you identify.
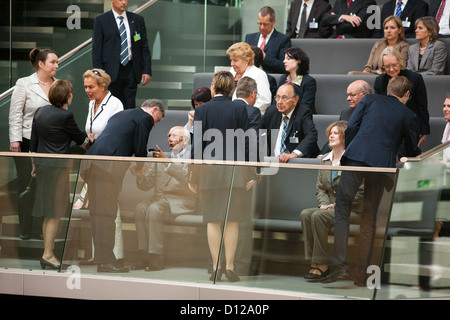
[9,48,59,240]
[407,16,448,75]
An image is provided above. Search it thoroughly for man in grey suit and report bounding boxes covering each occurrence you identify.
[130,126,197,271]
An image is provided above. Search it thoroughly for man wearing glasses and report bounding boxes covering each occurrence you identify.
[259,83,320,162]
[244,6,291,74]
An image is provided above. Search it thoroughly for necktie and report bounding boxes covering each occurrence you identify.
[119,16,129,66]
[260,35,266,51]
[298,3,308,38]
[280,116,288,154]
[348,0,352,8]
[395,1,403,17]
[437,0,446,23]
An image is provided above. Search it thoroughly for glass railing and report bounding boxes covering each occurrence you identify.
[0,150,410,300]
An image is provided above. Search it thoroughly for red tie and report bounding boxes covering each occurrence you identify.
[260,36,266,51]
[437,0,446,23]
[348,0,352,8]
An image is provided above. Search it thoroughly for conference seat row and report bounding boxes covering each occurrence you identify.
[290,38,450,75]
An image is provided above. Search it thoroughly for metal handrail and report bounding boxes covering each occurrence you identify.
[0,0,158,101]
[400,139,450,162]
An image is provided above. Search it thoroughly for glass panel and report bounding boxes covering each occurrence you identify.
[0,153,81,272]
[380,144,450,299]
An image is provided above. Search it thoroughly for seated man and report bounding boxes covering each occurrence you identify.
[286,0,333,38]
[130,126,197,271]
[245,6,291,74]
[259,83,320,162]
[322,0,376,38]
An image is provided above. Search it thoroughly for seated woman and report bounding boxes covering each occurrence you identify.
[348,16,409,75]
[300,120,363,281]
[278,47,316,113]
[227,42,272,115]
[407,16,448,75]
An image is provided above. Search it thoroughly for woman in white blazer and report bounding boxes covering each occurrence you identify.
[407,16,448,75]
[227,42,272,115]
[9,48,59,240]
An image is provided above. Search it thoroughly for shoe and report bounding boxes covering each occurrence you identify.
[97,263,129,273]
[19,234,30,240]
[320,268,350,284]
[131,261,148,270]
[209,269,223,281]
[224,269,240,282]
[40,258,60,270]
[305,267,329,281]
[144,264,165,272]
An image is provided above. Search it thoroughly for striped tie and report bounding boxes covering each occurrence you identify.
[280,116,288,154]
[395,1,403,17]
[119,16,129,66]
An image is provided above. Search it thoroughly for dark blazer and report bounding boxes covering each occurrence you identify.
[343,94,421,168]
[322,0,377,38]
[286,0,333,38]
[87,108,154,158]
[260,103,320,158]
[373,0,429,38]
[278,74,317,113]
[429,0,450,34]
[192,95,249,161]
[374,69,430,136]
[245,29,291,74]
[92,10,152,83]
[232,98,261,131]
[30,105,87,166]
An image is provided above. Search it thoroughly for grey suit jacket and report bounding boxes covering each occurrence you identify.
[407,40,448,75]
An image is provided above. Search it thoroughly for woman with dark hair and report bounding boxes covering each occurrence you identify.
[278,47,317,113]
[9,48,59,240]
[185,87,212,134]
[30,79,91,270]
[407,16,448,75]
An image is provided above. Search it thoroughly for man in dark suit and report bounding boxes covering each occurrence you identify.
[81,99,164,273]
[322,0,377,38]
[286,0,333,38]
[244,6,291,74]
[373,0,429,38]
[320,76,421,286]
[319,80,371,155]
[260,83,320,162]
[429,0,450,38]
[92,0,152,109]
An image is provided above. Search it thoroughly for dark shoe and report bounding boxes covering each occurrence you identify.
[305,267,329,281]
[320,268,350,283]
[131,261,148,270]
[144,262,165,272]
[40,258,60,270]
[209,269,222,281]
[97,263,129,273]
[224,269,240,282]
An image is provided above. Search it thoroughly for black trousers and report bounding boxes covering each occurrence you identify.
[332,162,389,281]
[109,62,138,109]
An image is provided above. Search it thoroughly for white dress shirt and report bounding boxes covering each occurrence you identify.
[274,109,295,157]
[112,9,132,60]
[296,0,315,34]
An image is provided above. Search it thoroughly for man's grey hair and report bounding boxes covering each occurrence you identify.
[141,99,165,116]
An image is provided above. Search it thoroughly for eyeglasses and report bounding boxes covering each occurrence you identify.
[92,69,102,77]
[275,95,295,102]
[383,63,400,70]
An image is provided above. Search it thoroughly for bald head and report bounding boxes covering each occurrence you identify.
[346,80,371,109]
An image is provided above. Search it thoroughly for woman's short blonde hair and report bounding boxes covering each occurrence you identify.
[83,68,111,88]
[226,42,255,66]
[379,46,407,72]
